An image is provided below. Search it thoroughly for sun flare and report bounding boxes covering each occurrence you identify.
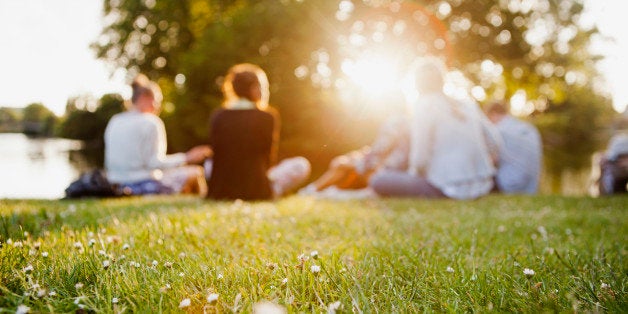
[341,52,401,97]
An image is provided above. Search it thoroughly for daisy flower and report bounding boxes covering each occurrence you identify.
[207,293,219,304]
[523,268,535,277]
[310,265,321,274]
[179,298,191,308]
[16,305,30,314]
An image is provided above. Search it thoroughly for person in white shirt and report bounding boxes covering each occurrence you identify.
[486,102,542,194]
[104,74,212,195]
[369,57,501,199]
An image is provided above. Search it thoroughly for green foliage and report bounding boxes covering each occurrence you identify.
[57,94,124,142]
[0,195,626,312]
[93,0,615,175]
[0,107,22,132]
[21,103,58,136]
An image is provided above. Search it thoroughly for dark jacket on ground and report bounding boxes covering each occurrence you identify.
[206,107,279,200]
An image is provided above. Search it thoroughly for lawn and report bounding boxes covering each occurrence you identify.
[0,195,626,313]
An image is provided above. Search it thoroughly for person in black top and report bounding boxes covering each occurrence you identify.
[206,63,310,200]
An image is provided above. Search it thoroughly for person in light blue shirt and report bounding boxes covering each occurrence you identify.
[486,102,542,194]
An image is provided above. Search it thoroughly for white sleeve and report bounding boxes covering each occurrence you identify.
[143,118,187,170]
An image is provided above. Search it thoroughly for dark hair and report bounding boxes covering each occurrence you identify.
[130,74,162,106]
[231,71,260,100]
[222,63,269,109]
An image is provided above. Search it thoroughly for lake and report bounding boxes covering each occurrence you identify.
[0,133,593,199]
[0,133,92,199]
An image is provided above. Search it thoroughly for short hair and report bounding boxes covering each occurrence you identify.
[222,63,269,109]
[130,74,162,105]
[486,102,509,115]
[411,57,445,94]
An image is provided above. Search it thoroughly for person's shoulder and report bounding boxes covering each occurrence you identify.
[262,106,279,119]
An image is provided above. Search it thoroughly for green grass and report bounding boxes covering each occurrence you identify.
[0,195,626,313]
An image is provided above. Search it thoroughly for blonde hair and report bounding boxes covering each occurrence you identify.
[222,63,269,110]
[130,74,162,106]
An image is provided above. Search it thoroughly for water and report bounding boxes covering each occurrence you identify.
[0,133,91,199]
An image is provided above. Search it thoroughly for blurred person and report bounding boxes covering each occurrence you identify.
[104,74,211,195]
[206,63,310,200]
[595,131,628,195]
[369,57,501,199]
[486,102,542,194]
[300,91,409,198]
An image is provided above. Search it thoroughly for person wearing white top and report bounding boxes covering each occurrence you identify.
[486,102,542,194]
[369,57,501,199]
[104,74,212,195]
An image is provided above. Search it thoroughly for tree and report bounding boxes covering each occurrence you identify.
[0,107,21,132]
[22,103,57,136]
[57,93,124,142]
[93,0,614,178]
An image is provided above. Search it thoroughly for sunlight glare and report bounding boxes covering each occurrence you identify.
[341,52,399,97]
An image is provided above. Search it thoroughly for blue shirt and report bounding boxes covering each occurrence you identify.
[495,116,542,194]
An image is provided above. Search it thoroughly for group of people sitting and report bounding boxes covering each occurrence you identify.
[103,58,543,201]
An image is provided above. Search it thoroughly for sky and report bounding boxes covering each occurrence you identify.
[0,0,627,116]
[0,0,128,116]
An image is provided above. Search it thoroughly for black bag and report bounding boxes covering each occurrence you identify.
[64,169,117,198]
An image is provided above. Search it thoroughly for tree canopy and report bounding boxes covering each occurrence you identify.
[93,0,616,177]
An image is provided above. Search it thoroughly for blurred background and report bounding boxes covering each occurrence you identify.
[1,0,627,199]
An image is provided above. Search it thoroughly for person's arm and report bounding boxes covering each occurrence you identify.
[475,103,503,165]
[142,117,187,170]
[362,115,405,172]
[268,108,280,166]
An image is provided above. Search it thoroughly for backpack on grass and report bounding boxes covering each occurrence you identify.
[64,169,117,198]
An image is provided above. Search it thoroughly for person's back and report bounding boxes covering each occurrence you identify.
[369,57,499,199]
[411,94,497,199]
[495,116,541,193]
[105,110,170,183]
[206,107,277,200]
[104,74,211,195]
[487,102,542,194]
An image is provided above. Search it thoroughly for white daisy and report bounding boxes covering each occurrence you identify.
[179,298,191,308]
[446,266,455,273]
[16,304,30,314]
[207,293,219,304]
[523,268,535,277]
[310,265,321,274]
